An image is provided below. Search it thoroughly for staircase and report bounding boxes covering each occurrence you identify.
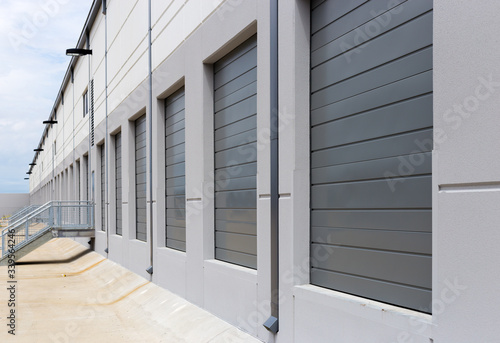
[0,201,94,266]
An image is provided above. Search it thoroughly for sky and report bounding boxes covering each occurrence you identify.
[0,0,93,193]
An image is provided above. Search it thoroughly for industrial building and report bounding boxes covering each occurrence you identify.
[24,0,500,342]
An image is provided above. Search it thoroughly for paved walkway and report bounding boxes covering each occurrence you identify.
[0,239,262,342]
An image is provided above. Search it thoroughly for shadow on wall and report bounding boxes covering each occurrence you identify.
[0,193,30,219]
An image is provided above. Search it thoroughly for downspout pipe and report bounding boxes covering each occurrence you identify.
[146,0,154,279]
[87,30,92,204]
[264,0,279,335]
[103,0,109,255]
[52,139,55,200]
[71,68,76,200]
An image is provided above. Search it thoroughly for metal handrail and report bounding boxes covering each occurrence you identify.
[1,201,94,257]
[6,205,27,220]
[1,202,54,235]
[8,204,30,218]
[8,205,40,223]
[1,201,93,233]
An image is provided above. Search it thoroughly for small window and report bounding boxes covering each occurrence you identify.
[83,90,89,117]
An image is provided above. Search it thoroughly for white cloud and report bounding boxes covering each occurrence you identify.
[0,0,93,193]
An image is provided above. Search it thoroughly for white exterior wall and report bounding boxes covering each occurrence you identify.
[73,54,90,151]
[27,0,500,342]
[433,1,500,342]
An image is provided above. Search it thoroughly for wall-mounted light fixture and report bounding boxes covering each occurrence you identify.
[24,178,29,180]
[66,48,92,56]
[43,120,58,125]
[34,148,44,152]
[26,172,32,175]
[29,163,36,166]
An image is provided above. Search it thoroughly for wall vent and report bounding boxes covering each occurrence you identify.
[90,79,95,146]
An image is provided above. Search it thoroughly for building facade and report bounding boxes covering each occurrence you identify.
[27,0,500,342]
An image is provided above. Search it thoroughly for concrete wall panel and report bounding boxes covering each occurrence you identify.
[0,194,30,217]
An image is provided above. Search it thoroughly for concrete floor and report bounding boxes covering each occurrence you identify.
[0,239,262,342]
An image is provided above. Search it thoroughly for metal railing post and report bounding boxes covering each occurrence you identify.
[2,233,5,256]
[90,202,94,229]
[25,221,29,240]
[49,205,54,228]
[57,203,62,228]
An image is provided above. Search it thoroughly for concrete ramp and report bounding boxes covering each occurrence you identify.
[0,239,261,342]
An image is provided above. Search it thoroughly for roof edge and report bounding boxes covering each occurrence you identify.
[30,0,102,173]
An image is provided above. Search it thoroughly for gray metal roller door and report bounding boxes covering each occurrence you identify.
[84,155,88,200]
[214,34,257,269]
[115,132,122,236]
[165,87,186,251]
[100,144,105,231]
[76,160,80,200]
[310,0,433,312]
[135,114,147,241]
